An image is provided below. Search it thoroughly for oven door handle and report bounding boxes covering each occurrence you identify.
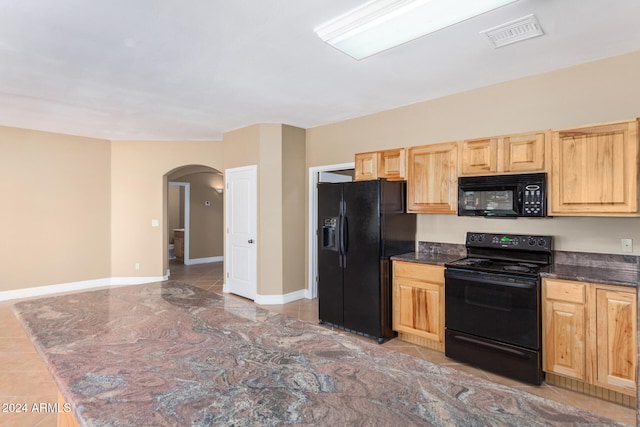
[448,332,533,360]
[445,270,537,290]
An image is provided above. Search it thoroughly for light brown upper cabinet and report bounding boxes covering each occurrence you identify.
[549,119,639,216]
[503,132,546,172]
[377,148,405,180]
[355,149,406,181]
[354,151,378,181]
[407,142,458,214]
[460,131,547,176]
[460,137,498,175]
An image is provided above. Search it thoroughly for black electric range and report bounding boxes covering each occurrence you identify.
[444,232,552,385]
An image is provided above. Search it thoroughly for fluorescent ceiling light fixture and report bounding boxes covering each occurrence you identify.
[315,0,519,60]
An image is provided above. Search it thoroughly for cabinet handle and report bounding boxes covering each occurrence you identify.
[248,239,255,244]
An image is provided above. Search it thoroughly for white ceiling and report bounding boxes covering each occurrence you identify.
[1,0,639,141]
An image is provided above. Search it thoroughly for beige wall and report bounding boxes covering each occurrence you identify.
[0,126,111,291]
[282,125,307,294]
[111,140,224,278]
[222,124,307,297]
[222,124,260,170]
[307,50,640,255]
[258,124,284,296]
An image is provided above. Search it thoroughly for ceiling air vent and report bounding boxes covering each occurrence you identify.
[480,14,544,48]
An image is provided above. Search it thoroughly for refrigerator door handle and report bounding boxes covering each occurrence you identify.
[343,216,349,254]
[338,201,345,268]
[342,201,348,268]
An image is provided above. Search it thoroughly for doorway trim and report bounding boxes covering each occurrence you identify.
[169,181,190,264]
[307,162,354,299]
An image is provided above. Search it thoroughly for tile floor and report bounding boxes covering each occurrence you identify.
[0,261,635,426]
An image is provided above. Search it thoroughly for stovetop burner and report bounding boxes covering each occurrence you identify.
[450,257,490,267]
[446,258,543,276]
[444,232,553,278]
[503,264,536,273]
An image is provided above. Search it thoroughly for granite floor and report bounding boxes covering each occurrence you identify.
[0,260,635,426]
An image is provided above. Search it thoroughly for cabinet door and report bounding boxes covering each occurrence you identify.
[354,152,378,181]
[503,132,545,172]
[461,137,498,175]
[378,148,405,180]
[392,262,444,343]
[393,278,442,341]
[542,279,587,380]
[550,120,639,215]
[407,142,458,213]
[593,287,637,395]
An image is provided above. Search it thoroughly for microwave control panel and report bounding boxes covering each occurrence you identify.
[523,184,543,216]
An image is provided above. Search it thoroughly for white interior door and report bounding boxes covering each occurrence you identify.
[224,165,257,300]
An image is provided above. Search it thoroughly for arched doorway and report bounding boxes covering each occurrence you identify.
[164,165,224,275]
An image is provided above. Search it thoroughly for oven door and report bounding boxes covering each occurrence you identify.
[444,268,539,350]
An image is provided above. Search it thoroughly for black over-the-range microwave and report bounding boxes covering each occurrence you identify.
[457,172,547,217]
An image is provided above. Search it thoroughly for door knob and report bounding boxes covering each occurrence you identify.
[248,239,255,244]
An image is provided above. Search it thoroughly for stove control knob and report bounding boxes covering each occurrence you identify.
[528,237,536,246]
[477,234,484,242]
[538,238,546,247]
[469,234,475,242]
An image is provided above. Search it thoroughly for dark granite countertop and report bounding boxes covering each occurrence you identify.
[399,244,639,289]
[13,281,627,426]
[541,263,640,288]
[391,251,463,266]
[392,241,466,266]
[541,251,640,289]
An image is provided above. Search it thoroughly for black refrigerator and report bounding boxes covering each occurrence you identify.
[317,179,416,342]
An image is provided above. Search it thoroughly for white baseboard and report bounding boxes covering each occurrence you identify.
[0,278,110,302]
[0,275,168,302]
[110,275,168,286]
[184,256,223,266]
[254,289,308,305]
[221,283,310,305]
[3,276,310,304]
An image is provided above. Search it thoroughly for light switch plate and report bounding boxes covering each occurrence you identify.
[151,219,159,227]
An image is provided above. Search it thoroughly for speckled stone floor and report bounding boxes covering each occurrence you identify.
[1,260,636,426]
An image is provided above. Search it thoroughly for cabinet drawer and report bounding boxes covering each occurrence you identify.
[393,261,444,285]
[544,279,586,304]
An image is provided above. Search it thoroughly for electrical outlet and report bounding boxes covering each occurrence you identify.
[135,263,140,270]
[621,238,633,253]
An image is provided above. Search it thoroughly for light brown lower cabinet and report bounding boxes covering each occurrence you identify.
[542,278,637,397]
[392,261,444,351]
